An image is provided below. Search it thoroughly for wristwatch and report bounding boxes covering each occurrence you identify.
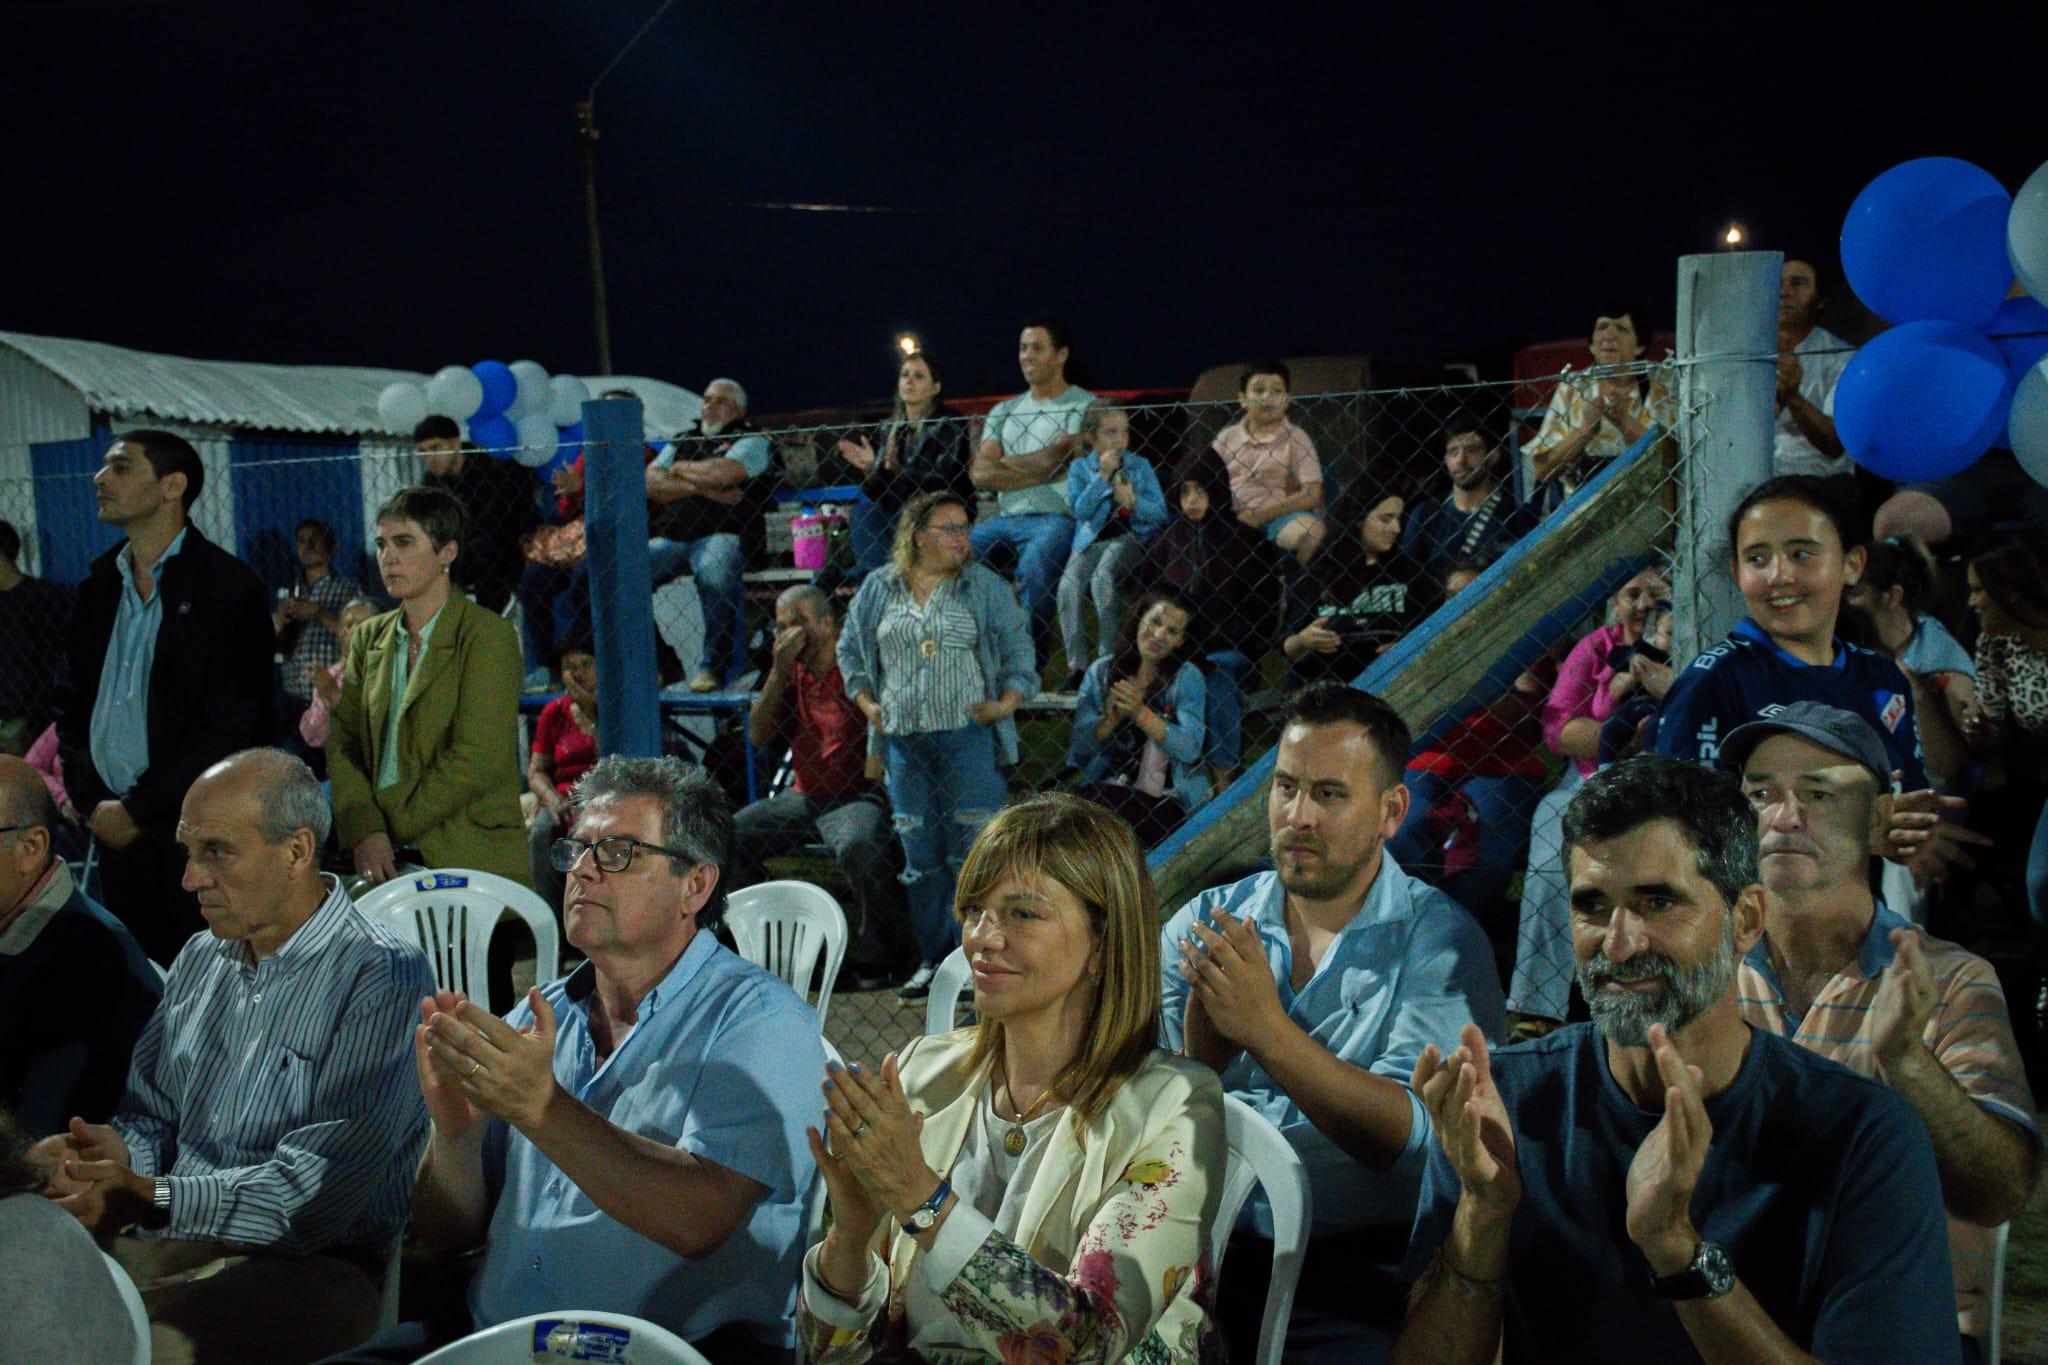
[901,1178,952,1236]
[1649,1240,1735,1300]
[152,1177,171,1215]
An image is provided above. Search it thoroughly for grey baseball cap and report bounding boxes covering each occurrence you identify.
[1718,701,1895,788]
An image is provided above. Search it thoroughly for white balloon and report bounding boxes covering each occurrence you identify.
[506,360,551,419]
[426,364,484,420]
[2011,358,2048,486]
[376,381,427,432]
[2011,160,2048,304]
[514,412,558,467]
[548,374,591,427]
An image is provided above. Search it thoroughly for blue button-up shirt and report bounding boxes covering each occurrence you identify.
[88,527,188,795]
[1160,858,1505,1238]
[110,874,433,1254]
[472,929,824,1346]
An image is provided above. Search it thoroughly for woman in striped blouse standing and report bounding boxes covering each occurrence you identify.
[840,492,1037,999]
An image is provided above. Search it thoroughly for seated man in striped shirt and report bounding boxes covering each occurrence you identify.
[1727,702,2042,1363]
[29,747,434,1365]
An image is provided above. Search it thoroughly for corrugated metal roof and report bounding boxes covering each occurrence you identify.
[0,330,702,439]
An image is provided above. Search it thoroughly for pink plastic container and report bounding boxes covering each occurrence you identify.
[791,514,827,569]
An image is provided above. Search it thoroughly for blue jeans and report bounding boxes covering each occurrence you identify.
[1388,771,1543,932]
[1204,650,1251,771]
[647,532,746,682]
[970,514,1073,634]
[886,725,1006,963]
[517,560,585,673]
[1509,767,1586,1021]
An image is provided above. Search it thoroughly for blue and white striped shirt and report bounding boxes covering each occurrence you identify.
[111,875,433,1255]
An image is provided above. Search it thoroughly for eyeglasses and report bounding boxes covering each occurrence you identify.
[549,835,695,874]
[921,521,971,538]
[0,823,36,837]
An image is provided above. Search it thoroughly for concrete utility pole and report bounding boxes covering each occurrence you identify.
[582,396,659,755]
[1673,250,1781,665]
[577,99,613,376]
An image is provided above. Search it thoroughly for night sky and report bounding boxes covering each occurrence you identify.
[8,1,2037,409]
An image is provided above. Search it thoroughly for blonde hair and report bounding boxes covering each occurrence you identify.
[890,491,969,580]
[954,793,1161,1132]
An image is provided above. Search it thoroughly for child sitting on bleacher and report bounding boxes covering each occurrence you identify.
[1057,401,1167,691]
[1068,588,1207,845]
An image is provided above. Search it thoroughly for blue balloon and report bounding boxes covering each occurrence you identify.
[468,413,517,452]
[1835,320,2007,481]
[1840,157,2013,328]
[1984,296,2048,450]
[470,359,517,419]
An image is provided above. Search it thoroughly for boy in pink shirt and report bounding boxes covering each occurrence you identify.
[1209,360,1326,566]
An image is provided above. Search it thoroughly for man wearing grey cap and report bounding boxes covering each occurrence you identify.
[1726,702,2041,1361]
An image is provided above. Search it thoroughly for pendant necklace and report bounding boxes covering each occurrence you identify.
[998,1062,1060,1158]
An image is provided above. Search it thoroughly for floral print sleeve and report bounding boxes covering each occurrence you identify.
[933,1138,1222,1364]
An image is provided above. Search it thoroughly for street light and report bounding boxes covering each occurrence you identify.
[1722,223,1745,250]
[895,332,920,357]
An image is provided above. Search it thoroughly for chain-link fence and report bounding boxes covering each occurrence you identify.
[0,360,1709,1062]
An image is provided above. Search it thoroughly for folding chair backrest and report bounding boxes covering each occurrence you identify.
[724,880,847,1027]
[925,946,971,1035]
[356,869,559,997]
[1211,1094,1312,1365]
[415,1310,709,1364]
[1989,1220,2009,1365]
[99,1251,149,1365]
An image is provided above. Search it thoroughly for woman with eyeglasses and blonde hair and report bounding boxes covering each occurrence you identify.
[840,492,1038,999]
[798,793,1226,1363]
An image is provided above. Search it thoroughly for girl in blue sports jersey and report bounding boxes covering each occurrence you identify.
[1656,475,1983,881]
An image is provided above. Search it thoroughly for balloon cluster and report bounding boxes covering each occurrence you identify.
[375,361,591,474]
[1835,158,2048,485]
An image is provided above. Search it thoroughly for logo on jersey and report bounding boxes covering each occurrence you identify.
[1876,691,1906,733]
[1696,717,1719,762]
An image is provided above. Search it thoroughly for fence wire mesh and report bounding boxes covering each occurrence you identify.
[0,360,1709,1062]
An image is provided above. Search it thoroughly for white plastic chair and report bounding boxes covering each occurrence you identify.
[924,946,972,1035]
[355,869,560,998]
[1209,1095,1312,1365]
[376,1238,402,1331]
[416,1310,709,1364]
[99,1250,149,1365]
[1988,1220,2009,1365]
[725,880,847,1028]
[807,1036,846,1250]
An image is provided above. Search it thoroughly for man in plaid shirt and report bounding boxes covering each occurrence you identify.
[1727,701,2041,1359]
[273,520,360,736]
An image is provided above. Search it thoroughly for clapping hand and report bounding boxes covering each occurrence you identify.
[415,992,487,1137]
[1178,909,1284,1048]
[1623,1024,1710,1274]
[1869,929,1937,1070]
[1297,623,1342,656]
[838,434,879,473]
[1414,1024,1521,1214]
[422,989,565,1133]
[1106,678,1147,719]
[1776,353,1803,400]
[312,665,343,709]
[1874,777,1989,868]
[1628,652,1674,701]
[817,1054,938,1222]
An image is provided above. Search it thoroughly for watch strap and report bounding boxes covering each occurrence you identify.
[1649,1240,1733,1300]
[901,1177,952,1236]
[152,1176,171,1214]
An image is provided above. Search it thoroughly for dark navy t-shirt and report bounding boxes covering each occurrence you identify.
[1404,1024,1958,1364]
[1655,619,1928,790]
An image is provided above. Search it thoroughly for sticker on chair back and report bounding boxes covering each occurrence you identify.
[413,872,472,891]
[531,1318,631,1361]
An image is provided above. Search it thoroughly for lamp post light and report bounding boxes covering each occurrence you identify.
[895,332,921,357]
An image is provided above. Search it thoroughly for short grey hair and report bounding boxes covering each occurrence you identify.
[776,583,833,622]
[0,764,59,848]
[570,755,733,920]
[224,748,333,848]
[704,377,749,412]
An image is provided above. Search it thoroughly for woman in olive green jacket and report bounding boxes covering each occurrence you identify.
[329,486,531,888]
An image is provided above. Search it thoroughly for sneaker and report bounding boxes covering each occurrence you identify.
[687,669,719,694]
[896,961,938,1000]
[522,668,557,695]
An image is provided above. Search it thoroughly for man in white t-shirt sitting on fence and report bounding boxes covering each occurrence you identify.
[968,317,1095,644]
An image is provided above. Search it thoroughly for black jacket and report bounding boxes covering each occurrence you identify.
[54,526,276,832]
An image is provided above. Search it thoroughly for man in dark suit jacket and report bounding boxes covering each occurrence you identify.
[52,430,275,963]
[0,754,160,1134]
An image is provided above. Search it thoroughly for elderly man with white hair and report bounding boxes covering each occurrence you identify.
[646,376,778,692]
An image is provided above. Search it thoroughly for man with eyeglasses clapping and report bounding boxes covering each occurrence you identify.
[329,756,824,1365]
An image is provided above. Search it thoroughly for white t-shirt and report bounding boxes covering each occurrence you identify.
[1773,326,1854,478]
[984,386,1095,517]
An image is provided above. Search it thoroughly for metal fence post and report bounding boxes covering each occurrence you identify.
[1674,249,1781,664]
[582,396,661,757]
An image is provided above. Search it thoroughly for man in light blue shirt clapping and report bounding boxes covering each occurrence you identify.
[1162,682,1505,1365]
[358,756,824,1365]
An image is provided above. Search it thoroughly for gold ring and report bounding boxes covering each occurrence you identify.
[850,1120,870,1138]
[467,1060,481,1078]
